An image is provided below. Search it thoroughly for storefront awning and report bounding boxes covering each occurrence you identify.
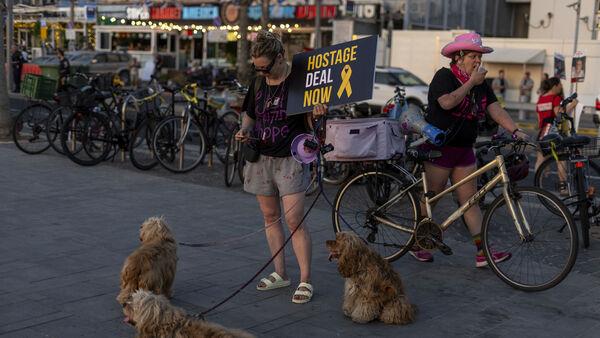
[484,48,546,64]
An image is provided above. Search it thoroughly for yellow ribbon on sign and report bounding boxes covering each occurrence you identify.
[337,64,353,98]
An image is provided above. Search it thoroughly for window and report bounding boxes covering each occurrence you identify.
[118,54,131,62]
[94,54,108,63]
[99,32,110,50]
[112,32,151,52]
[158,33,169,52]
[106,54,120,62]
[375,72,396,85]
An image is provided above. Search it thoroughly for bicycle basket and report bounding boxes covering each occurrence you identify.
[505,151,530,182]
[579,137,600,158]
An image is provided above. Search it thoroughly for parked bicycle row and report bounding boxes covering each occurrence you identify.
[12,73,246,173]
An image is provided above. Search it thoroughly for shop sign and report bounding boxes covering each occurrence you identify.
[221,2,240,25]
[286,35,377,115]
[346,2,379,20]
[295,5,337,20]
[127,6,150,20]
[66,29,75,40]
[86,6,96,21]
[248,5,296,20]
[151,6,182,20]
[208,30,228,43]
[182,6,219,20]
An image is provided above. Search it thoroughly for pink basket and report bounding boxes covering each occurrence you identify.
[324,118,405,162]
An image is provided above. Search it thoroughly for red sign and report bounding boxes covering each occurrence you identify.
[151,6,181,20]
[296,5,337,20]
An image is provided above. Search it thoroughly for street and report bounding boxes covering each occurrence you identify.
[1,141,600,338]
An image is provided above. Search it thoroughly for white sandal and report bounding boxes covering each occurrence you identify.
[256,272,290,291]
[292,282,313,304]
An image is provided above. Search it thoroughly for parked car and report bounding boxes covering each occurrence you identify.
[368,67,429,113]
[33,51,132,85]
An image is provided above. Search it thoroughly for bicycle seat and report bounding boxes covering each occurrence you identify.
[406,148,442,162]
[561,135,590,147]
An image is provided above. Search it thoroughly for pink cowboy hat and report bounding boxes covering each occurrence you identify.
[441,32,493,58]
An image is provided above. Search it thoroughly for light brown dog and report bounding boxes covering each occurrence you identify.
[123,290,255,338]
[117,216,178,306]
[326,231,416,325]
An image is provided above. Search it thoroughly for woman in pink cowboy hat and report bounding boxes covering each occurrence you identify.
[409,32,529,267]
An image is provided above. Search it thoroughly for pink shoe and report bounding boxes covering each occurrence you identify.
[476,250,511,268]
[409,249,434,262]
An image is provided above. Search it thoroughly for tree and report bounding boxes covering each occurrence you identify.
[261,0,269,28]
[236,0,251,86]
[0,2,12,140]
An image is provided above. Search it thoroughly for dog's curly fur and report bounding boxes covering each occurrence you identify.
[326,231,416,325]
[123,290,254,338]
[117,216,178,306]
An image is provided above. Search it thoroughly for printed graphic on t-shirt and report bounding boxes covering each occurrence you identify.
[254,84,290,144]
[537,102,553,112]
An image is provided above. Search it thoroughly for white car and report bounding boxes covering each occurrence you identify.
[368,67,429,112]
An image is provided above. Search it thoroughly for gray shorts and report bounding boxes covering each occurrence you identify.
[243,155,310,196]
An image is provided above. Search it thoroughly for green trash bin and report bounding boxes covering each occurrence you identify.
[39,64,60,80]
[21,74,57,101]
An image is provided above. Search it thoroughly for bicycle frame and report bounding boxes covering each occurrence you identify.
[372,154,533,239]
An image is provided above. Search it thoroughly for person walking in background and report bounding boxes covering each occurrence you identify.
[11,45,24,93]
[57,49,70,91]
[518,71,534,120]
[129,57,140,88]
[491,69,506,107]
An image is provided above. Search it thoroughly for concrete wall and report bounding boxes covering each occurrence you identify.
[390,30,600,106]
[528,0,598,41]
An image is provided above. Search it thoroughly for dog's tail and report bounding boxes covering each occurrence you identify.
[380,296,417,325]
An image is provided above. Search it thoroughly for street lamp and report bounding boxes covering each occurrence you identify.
[568,0,581,94]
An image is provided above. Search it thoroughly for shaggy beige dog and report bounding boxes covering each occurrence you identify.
[123,290,254,338]
[117,216,178,306]
[326,231,416,325]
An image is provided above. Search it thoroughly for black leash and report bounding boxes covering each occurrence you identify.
[192,188,323,319]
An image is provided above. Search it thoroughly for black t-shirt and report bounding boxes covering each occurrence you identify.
[59,58,70,77]
[245,77,308,157]
[425,67,497,147]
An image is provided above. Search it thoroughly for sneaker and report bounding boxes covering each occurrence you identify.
[476,250,511,268]
[409,249,434,262]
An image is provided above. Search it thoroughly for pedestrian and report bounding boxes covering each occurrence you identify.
[534,78,577,194]
[491,69,506,107]
[11,45,24,92]
[57,49,70,91]
[153,54,163,78]
[234,30,323,304]
[20,45,29,63]
[518,71,534,120]
[409,32,528,267]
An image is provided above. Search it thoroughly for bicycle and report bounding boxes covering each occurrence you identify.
[535,93,600,248]
[332,137,578,291]
[152,83,239,173]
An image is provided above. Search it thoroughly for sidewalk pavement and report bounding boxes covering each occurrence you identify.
[1,143,600,337]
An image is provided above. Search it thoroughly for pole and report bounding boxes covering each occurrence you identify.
[0,0,13,139]
[7,0,14,90]
[69,0,75,51]
[570,0,581,94]
[315,0,322,49]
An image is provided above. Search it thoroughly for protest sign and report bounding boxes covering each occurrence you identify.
[554,53,565,80]
[571,51,586,83]
[286,35,377,115]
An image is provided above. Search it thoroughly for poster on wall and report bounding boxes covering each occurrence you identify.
[554,53,565,80]
[286,35,377,115]
[571,51,586,83]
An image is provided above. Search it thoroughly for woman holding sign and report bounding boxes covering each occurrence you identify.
[410,32,529,267]
[235,31,324,304]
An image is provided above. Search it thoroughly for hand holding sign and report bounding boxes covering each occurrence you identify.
[286,36,378,115]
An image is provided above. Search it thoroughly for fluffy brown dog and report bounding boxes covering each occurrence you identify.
[123,290,254,338]
[326,231,416,325]
[117,216,178,306]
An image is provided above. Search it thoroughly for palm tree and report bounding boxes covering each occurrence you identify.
[236,0,251,86]
[0,2,12,140]
[261,0,269,28]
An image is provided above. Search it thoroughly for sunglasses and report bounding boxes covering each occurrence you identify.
[253,56,277,74]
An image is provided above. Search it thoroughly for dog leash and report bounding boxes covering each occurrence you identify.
[192,188,323,319]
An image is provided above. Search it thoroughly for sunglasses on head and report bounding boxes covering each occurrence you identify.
[253,56,277,74]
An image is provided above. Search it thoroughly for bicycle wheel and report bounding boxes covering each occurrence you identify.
[46,106,71,154]
[129,118,159,171]
[153,115,207,173]
[322,157,351,185]
[60,111,112,166]
[224,131,239,187]
[576,167,591,248]
[12,103,53,154]
[482,186,578,291]
[534,155,577,214]
[332,170,420,261]
[214,119,234,164]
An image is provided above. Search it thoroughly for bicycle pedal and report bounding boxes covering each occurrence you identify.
[431,237,453,255]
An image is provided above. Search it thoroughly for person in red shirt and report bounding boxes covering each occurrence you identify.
[535,77,578,194]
